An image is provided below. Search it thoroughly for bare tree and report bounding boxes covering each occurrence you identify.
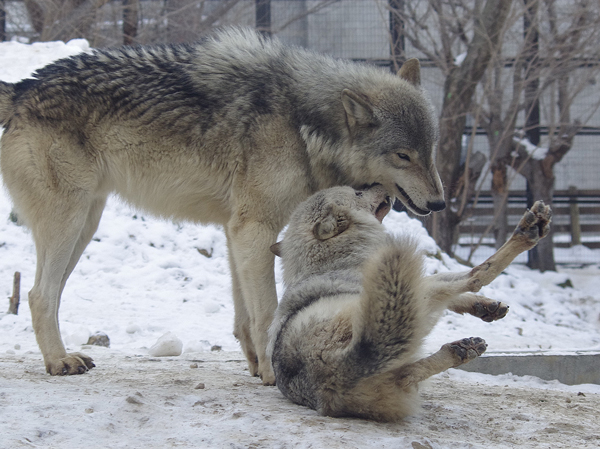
[471,0,600,270]
[24,0,111,42]
[388,0,513,256]
[512,0,600,270]
[163,0,246,43]
[387,0,600,270]
[475,1,540,251]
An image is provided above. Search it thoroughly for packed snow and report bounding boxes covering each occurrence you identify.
[1,39,600,449]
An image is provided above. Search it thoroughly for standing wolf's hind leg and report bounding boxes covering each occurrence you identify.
[28,196,105,375]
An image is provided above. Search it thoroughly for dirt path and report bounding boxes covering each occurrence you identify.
[1,349,599,448]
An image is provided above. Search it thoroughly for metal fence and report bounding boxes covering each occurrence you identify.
[2,0,599,265]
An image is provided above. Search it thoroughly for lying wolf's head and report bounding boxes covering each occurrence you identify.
[272,185,391,286]
[340,59,445,216]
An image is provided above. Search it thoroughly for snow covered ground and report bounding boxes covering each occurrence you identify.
[1,40,600,448]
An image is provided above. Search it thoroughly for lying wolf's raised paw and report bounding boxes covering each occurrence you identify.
[513,200,552,247]
[446,337,487,367]
[472,300,509,322]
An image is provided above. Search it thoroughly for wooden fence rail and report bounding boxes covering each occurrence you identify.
[458,188,600,249]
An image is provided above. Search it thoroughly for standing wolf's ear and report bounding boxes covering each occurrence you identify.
[341,89,377,134]
[313,206,351,241]
[270,242,283,257]
[397,58,421,87]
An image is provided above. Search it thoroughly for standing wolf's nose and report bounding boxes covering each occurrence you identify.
[427,200,446,212]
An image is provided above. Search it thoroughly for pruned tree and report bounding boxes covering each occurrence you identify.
[387,0,514,256]
[474,0,600,271]
[512,0,600,270]
[475,0,541,252]
[387,0,600,271]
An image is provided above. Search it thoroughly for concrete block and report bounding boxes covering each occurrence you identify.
[457,351,600,385]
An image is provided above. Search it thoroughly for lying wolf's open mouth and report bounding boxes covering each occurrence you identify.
[374,196,392,222]
[395,184,430,216]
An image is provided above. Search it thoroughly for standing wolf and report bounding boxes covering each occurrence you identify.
[268,185,551,421]
[0,28,444,384]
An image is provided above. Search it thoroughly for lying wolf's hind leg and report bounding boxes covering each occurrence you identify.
[394,337,487,388]
[352,240,425,372]
[449,293,509,322]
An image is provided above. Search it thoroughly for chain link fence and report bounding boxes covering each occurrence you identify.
[2,0,599,265]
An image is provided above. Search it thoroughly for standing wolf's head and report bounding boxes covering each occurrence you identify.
[340,59,445,216]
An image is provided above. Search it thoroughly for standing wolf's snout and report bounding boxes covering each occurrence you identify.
[427,200,446,212]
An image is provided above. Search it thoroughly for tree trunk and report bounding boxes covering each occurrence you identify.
[428,0,513,255]
[0,0,6,42]
[526,161,556,271]
[491,161,509,249]
[256,0,271,36]
[123,0,138,45]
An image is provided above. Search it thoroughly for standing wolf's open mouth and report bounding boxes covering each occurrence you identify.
[395,184,430,216]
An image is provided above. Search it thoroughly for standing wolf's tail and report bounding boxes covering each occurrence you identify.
[344,237,425,379]
[0,81,15,126]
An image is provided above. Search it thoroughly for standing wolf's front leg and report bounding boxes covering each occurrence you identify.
[227,219,278,386]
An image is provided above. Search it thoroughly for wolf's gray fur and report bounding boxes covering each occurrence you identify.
[0,28,445,383]
[268,185,551,421]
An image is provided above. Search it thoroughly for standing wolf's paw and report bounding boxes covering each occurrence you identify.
[46,352,95,375]
[472,300,509,322]
[513,200,552,248]
[446,337,487,367]
[260,368,276,386]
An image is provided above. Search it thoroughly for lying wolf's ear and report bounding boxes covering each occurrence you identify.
[313,206,351,241]
[270,242,283,257]
[398,58,421,87]
[341,89,377,134]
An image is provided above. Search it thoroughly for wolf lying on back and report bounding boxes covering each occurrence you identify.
[268,185,551,421]
[0,28,444,384]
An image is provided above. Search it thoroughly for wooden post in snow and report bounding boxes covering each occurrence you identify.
[7,272,20,315]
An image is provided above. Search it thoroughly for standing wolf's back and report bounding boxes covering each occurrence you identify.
[4,31,254,131]
[1,27,403,136]
[0,29,296,130]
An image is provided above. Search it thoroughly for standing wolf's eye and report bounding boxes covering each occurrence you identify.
[397,153,411,162]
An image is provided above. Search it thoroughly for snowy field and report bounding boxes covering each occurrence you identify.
[1,40,600,448]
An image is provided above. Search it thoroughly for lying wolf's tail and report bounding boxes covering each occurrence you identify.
[344,237,425,379]
[0,81,15,126]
